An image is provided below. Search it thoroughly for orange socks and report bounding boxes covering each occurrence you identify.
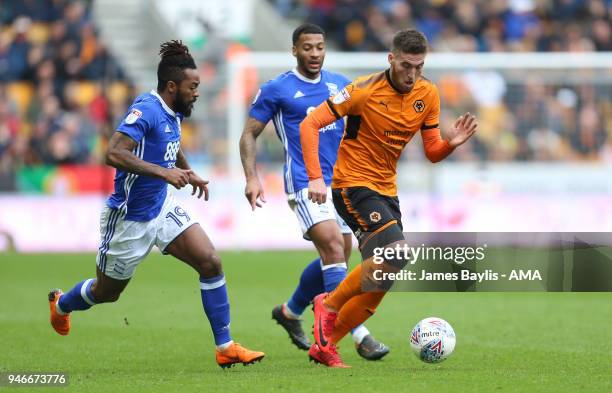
[331,291,386,344]
[324,263,363,311]
[324,257,393,344]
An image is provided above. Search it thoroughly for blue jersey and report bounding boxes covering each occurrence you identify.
[249,69,350,194]
[107,90,183,222]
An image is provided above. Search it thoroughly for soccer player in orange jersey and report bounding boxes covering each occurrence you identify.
[300,29,477,367]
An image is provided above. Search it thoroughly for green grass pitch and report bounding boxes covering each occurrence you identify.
[1,251,610,392]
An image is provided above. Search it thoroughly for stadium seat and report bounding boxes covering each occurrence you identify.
[106,82,130,106]
[71,81,100,107]
[25,22,50,45]
[6,81,34,117]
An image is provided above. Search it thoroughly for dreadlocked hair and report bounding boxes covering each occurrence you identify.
[157,40,196,91]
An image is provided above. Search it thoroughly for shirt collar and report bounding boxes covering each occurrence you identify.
[292,68,321,84]
[150,90,176,116]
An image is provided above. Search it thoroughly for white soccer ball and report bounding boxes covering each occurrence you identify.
[409,317,456,363]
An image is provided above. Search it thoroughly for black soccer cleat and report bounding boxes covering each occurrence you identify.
[356,334,390,361]
[272,304,311,350]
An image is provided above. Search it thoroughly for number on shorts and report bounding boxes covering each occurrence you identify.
[166,206,191,227]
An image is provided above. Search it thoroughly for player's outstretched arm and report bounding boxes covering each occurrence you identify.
[300,103,336,204]
[176,149,209,201]
[239,117,267,210]
[105,131,192,189]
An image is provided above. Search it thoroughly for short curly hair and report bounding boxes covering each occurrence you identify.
[392,29,428,54]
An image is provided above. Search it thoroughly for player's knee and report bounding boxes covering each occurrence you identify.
[319,236,346,263]
[198,250,222,277]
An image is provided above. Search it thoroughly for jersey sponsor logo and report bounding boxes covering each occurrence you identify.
[164,141,180,164]
[331,87,350,104]
[326,82,339,97]
[293,90,305,98]
[319,123,337,133]
[125,109,142,124]
[307,106,338,133]
[384,130,415,146]
[413,99,425,113]
[252,89,261,105]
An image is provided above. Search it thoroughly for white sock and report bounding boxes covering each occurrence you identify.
[282,303,301,320]
[216,340,234,351]
[351,325,370,344]
[55,296,67,315]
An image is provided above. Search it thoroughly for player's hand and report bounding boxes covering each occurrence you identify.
[188,172,210,201]
[308,177,327,204]
[163,168,193,189]
[244,177,266,210]
[448,112,478,148]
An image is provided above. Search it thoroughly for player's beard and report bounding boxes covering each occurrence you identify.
[298,56,323,79]
[174,93,194,117]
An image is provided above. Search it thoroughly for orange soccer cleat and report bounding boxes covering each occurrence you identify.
[48,289,70,336]
[313,293,337,352]
[216,343,265,369]
[308,343,350,368]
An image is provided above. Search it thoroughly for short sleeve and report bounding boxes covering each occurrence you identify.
[249,80,279,124]
[325,83,369,119]
[117,104,155,143]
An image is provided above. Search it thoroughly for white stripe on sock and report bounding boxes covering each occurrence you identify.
[216,340,233,351]
[320,262,348,271]
[80,278,96,305]
[200,277,226,290]
[55,296,67,315]
[283,303,301,319]
[351,325,370,344]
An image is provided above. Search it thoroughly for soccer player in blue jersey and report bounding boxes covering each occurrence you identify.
[239,24,389,360]
[48,40,264,369]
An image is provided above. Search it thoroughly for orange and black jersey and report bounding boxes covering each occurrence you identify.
[300,69,453,196]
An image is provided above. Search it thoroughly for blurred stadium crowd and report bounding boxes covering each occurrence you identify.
[269,0,611,163]
[275,0,611,52]
[0,0,130,190]
[0,0,611,192]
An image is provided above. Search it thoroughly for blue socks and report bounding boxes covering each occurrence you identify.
[321,261,347,292]
[286,258,324,316]
[57,279,97,314]
[200,275,232,347]
[284,258,370,343]
[285,259,348,317]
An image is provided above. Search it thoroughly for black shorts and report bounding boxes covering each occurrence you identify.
[332,186,403,250]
